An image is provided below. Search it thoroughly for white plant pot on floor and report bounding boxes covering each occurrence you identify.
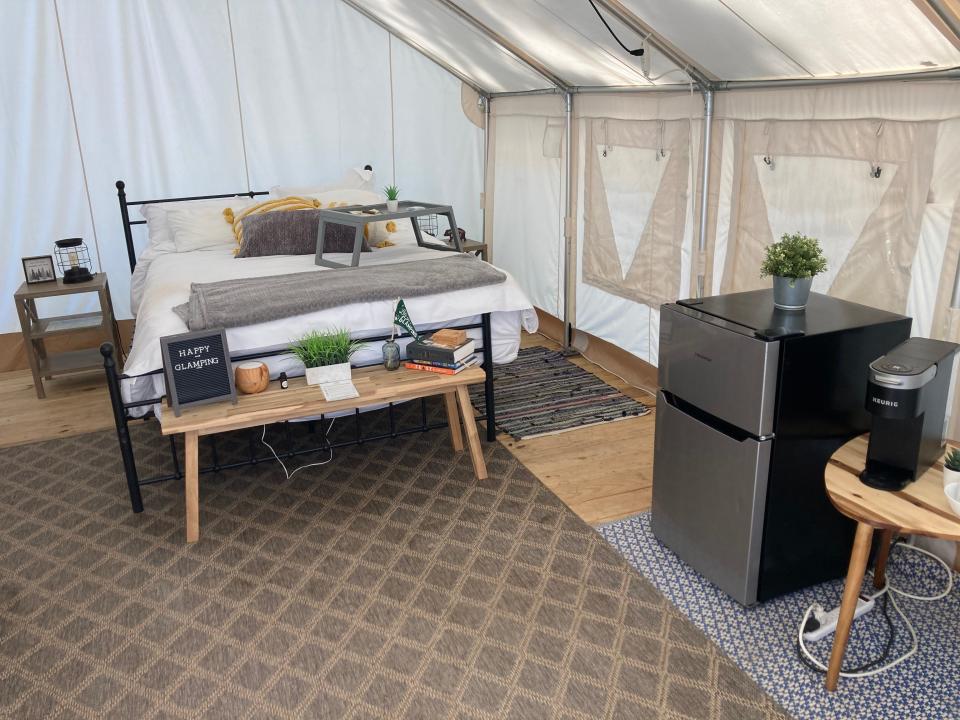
[943,465,960,490]
[305,362,351,386]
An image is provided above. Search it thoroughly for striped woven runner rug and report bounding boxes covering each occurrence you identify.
[471,346,650,440]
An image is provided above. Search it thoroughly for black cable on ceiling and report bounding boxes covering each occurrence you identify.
[586,0,644,56]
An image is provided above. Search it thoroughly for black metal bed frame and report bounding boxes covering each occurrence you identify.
[106,178,496,514]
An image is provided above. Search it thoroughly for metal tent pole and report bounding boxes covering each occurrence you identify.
[562,91,577,353]
[715,67,960,90]
[696,89,714,298]
[482,96,490,252]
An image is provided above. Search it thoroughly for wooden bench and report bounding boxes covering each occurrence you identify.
[160,365,488,542]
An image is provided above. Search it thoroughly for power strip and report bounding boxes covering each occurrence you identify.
[802,597,876,643]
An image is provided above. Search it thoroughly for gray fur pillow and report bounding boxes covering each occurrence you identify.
[236,209,372,258]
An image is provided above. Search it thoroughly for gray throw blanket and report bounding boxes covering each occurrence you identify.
[173,254,507,330]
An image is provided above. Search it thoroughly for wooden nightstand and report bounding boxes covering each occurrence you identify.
[462,239,488,262]
[13,273,121,399]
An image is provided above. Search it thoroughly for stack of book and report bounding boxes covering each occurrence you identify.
[404,330,479,375]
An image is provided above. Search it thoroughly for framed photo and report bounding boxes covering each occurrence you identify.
[22,255,56,284]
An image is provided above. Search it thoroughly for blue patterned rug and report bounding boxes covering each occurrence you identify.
[600,512,960,720]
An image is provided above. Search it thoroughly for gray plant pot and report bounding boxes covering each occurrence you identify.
[773,275,813,310]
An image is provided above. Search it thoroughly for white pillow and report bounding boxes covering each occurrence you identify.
[305,189,384,207]
[139,197,250,252]
[139,203,177,253]
[271,167,376,197]
[167,203,239,252]
[133,197,253,313]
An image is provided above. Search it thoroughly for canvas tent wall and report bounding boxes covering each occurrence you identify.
[0,0,484,333]
[4,0,960,435]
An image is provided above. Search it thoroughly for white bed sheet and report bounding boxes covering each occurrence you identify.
[122,244,538,412]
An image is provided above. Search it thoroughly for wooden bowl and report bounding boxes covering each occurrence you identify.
[235,361,269,394]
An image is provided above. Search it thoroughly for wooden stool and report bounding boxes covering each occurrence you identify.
[823,435,960,690]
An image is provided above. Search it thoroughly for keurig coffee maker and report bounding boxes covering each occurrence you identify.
[861,337,959,490]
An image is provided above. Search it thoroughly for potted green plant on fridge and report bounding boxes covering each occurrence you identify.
[290,328,365,386]
[943,448,960,489]
[384,184,400,212]
[760,232,828,310]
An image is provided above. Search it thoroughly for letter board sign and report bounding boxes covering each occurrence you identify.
[160,329,237,417]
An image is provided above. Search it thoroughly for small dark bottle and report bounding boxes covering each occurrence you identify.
[279,372,289,389]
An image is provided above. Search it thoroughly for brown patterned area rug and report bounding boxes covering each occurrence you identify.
[0,402,790,720]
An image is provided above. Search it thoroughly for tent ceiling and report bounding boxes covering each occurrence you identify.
[346,0,960,93]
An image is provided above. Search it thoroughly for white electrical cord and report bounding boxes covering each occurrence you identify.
[261,420,336,480]
[797,541,953,678]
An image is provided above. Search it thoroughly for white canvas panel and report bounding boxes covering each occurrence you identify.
[492,115,563,316]
[909,205,952,339]
[618,0,805,81]
[391,40,484,239]
[57,0,248,320]
[716,81,960,122]
[596,146,670,279]
[349,0,549,93]
[711,122,736,293]
[450,0,684,87]
[0,1,97,332]
[575,279,654,362]
[930,120,960,205]
[574,122,656,364]
[231,0,393,190]
[722,0,960,78]
[754,155,895,293]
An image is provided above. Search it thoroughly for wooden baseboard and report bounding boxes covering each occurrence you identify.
[0,319,134,374]
[533,309,659,395]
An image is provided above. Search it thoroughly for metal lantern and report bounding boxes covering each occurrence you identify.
[55,238,94,283]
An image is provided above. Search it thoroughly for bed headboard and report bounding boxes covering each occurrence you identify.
[116,165,374,273]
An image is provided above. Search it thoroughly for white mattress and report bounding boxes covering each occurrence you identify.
[122,243,538,414]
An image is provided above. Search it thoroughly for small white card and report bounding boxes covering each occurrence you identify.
[320,380,360,401]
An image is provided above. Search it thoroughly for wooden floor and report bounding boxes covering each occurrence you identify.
[0,333,655,525]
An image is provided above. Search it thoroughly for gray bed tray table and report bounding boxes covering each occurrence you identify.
[315,201,464,268]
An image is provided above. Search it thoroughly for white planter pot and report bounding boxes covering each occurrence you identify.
[943,466,960,490]
[386,199,399,212]
[305,362,351,386]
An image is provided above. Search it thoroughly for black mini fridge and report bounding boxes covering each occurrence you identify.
[651,290,911,605]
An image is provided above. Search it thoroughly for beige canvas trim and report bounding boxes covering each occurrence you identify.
[461,83,486,129]
[720,119,938,313]
[931,193,960,341]
[582,117,690,307]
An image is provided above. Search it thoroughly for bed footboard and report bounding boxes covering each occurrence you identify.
[102,315,498,513]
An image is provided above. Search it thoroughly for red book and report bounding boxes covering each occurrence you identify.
[404,361,458,375]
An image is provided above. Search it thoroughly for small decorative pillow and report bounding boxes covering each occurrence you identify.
[235,209,372,258]
[225,196,321,251]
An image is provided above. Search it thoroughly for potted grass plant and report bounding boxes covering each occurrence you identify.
[760,232,828,310]
[943,448,960,489]
[384,184,400,212]
[290,328,365,386]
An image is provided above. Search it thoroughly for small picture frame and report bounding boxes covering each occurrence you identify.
[22,255,56,284]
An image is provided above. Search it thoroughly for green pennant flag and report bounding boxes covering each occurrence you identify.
[393,298,420,340]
